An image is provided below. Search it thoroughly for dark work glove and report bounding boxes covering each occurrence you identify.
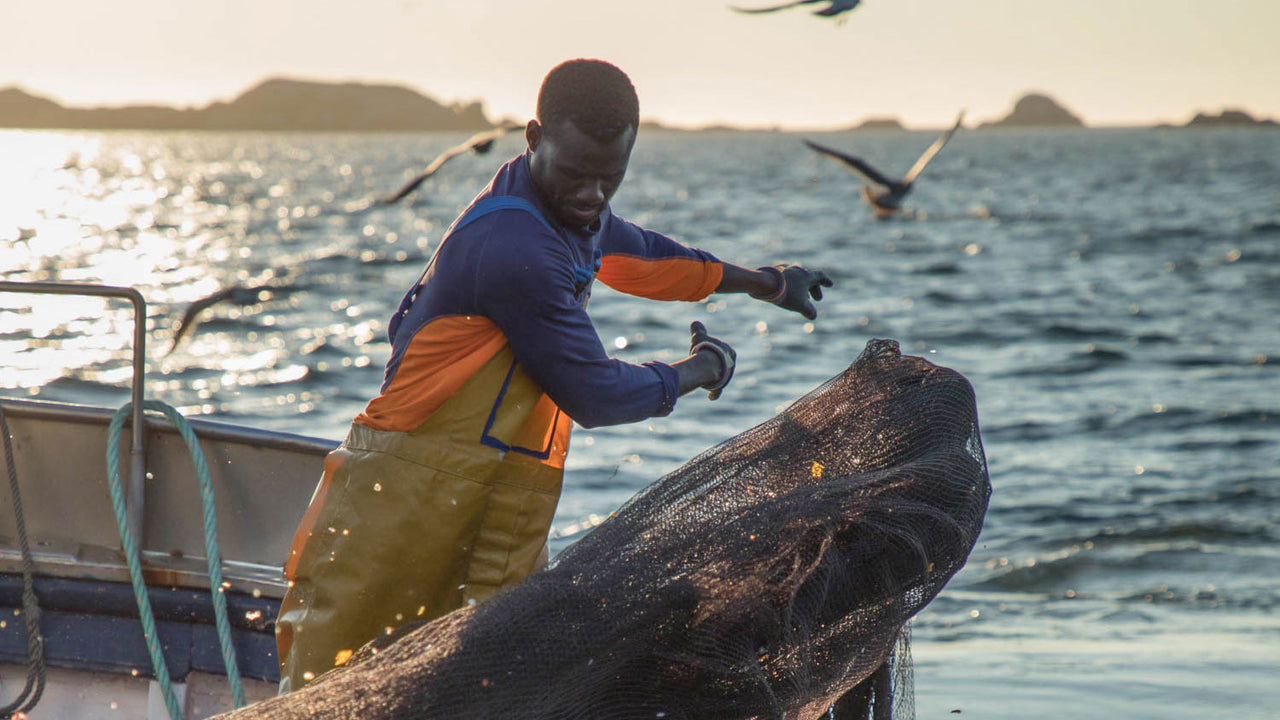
[753,263,834,320]
[688,321,736,400]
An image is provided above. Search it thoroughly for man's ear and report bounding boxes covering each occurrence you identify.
[525,120,541,153]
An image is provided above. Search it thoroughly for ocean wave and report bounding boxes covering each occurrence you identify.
[1246,219,1280,235]
[1163,436,1274,452]
[1041,323,1131,341]
[917,328,1020,347]
[1121,224,1209,246]
[1158,353,1273,368]
[1089,405,1276,437]
[980,420,1060,442]
[910,261,964,276]
[1082,521,1275,547]
[997,345,1130,377]
[1117,585,1279,612]
[967,537,1276,596]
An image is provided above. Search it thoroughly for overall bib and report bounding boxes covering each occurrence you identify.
[275,197,581,692]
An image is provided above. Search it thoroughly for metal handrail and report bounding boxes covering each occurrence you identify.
[0,280,149,542]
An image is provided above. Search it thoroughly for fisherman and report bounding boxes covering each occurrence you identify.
[275,58,833,693]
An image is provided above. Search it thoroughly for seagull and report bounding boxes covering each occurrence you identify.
[379,122,524,205]
[166,280,302,355]
[730,0,862,20]
[803,110,966,217]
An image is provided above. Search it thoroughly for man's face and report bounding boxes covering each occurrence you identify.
[527,118,635,229]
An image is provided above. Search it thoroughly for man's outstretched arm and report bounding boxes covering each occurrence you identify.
[716,262,834,320]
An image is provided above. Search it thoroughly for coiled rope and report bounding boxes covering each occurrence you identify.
[0,407,46,720]
[106,400,246,719]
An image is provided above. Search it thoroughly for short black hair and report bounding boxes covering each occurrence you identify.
[536,59,639,141]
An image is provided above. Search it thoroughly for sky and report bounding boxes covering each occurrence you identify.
[4,0,1278,129]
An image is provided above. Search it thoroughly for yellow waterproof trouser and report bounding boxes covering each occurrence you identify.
[275,348,570,692]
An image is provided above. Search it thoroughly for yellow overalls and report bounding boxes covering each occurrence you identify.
[275,346,570,691]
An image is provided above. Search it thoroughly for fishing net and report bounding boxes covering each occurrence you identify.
[222,338,990,720]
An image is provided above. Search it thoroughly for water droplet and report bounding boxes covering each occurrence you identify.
[373,482,382,492]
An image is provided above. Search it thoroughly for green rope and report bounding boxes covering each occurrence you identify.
[106,401,247,719]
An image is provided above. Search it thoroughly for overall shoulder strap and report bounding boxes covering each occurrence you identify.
[390,196,558,342]
[455,196,600,285]
[452,195,556,235]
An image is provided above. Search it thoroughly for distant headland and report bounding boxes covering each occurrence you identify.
[1,80,1276,132]
[0,78,494,131]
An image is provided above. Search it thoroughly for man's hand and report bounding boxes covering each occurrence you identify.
[753,264,834,320]
[688,321,736,400]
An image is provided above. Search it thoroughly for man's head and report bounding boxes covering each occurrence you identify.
[527,59,639,229]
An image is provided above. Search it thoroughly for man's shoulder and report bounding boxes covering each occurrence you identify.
[442,205,569,275]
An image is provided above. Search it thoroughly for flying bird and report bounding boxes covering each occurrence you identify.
[166,280,302,355]
[730,0,862,20]
[803,110,966,217]
[379,122,524,205]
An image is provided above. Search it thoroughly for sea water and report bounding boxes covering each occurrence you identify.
[2,127,1278,718]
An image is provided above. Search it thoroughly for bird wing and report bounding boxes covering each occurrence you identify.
[465,121,524,156]
[380,123,522,205]
[729,0,816,14]
[802,138,896,189]
[380,145,471,205]
[812,0,861,16]
[166,282,300,354]
[167,287,238,354]
[901,109,965,185]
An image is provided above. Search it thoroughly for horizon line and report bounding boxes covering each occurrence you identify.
[2,75,1276,133]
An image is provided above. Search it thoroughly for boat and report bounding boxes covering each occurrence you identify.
[0,280,337,719]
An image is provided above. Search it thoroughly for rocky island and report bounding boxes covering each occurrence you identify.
[0,78,494,131]
[851,116,905,131]
[980,92,1085,129]
[1183,109,1278,128]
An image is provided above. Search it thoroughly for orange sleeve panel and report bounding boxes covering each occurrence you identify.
[596,255,724,302]
[355,315,508,433]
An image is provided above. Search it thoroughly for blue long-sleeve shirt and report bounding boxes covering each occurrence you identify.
[357,152,723,432]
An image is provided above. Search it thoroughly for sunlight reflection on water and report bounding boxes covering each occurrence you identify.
[2,128,1279,714]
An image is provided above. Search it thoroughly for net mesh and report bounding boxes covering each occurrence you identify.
[225,338,990,720]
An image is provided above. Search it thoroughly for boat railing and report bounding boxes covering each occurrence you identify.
[0,280,150,541]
